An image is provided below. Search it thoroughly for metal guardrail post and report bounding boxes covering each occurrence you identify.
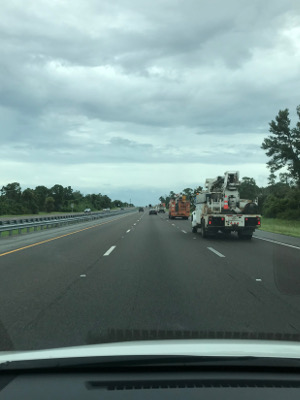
[0,209,136,238]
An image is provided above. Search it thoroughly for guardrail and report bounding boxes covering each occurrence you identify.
[0,209,136,238]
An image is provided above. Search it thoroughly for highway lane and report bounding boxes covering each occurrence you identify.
[0,210,299,350]
[165,215,300,313]
[0,210,136,254]
[0,211,140,349]
[165,215,300,297]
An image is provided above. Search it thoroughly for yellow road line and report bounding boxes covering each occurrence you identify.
[0,214,130,257]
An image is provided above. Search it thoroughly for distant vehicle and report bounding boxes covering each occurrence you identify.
[139,207,144,212]
[158,204,165,213]
[169,195,190,220]
[84,208,91,214]
[121,207,124,210]
[149,209,157,215]
[103,208,110,212]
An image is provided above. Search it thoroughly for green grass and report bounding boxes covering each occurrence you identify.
[260,217,300,238]
[0,220,77,238]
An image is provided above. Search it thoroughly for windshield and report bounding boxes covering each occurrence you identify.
[0,0,299,357]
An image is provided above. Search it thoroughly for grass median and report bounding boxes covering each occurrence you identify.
[0,226,44,238]
[260,217,300,238]
[0,222,69,238]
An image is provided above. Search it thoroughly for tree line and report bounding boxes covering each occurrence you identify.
[160,105,300,220]
[0,183,129,215]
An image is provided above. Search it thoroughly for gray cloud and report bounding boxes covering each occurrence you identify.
[1,0,299,203]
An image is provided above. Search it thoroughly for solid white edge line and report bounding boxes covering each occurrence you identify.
[207,247,226,258]
[103,245,116,256]
[253,235,300,250]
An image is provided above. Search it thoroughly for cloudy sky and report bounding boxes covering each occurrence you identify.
[1,0,300,205]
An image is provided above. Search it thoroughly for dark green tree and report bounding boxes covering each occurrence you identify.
[100,195,112,209]
[239,177,260,200]
[159,196,166,204]
[262,106,300,185]
[21,188,39,214]
[182,188,193,201]
[0,182,22,214]
[279,172,294,186]
[1,182,22,201]
[50,184,65,210]
[267,173,277,186]
[45,196,55,212]
[34,185,49,211]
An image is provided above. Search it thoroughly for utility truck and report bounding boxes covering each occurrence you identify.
[158,203,165,213]
[191,171,261,239]
[169,195,190,220]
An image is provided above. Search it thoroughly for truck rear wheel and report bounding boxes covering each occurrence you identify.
[201,220,207,238]
[192,226,197,233]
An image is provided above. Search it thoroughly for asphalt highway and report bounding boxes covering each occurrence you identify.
[0,210,299,350]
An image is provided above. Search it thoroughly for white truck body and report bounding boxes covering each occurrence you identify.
[191,171,261,239]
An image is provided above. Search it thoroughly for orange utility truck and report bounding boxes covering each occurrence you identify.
[168,194,190,220]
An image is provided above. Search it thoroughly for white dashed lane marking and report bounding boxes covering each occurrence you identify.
[207,247,225,258]
[103,246,116,256]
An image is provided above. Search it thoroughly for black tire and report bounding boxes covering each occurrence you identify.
[201,220,207,238]
[192,226,197,233]
[208,229,217,238]
[168,215,171,219]
[244,234,253,240]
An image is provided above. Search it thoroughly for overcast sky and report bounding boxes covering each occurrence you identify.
[1,0,300,205]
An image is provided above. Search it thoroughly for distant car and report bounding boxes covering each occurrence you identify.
[121,207,124,210]
[84,208,91,214]
[158,209,165,213]
[139,207,144,212]
[149,209,157,215]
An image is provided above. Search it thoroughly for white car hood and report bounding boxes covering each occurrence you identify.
[1,339,300,364]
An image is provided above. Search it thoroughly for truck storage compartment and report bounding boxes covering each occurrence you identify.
[245,217,261,227]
